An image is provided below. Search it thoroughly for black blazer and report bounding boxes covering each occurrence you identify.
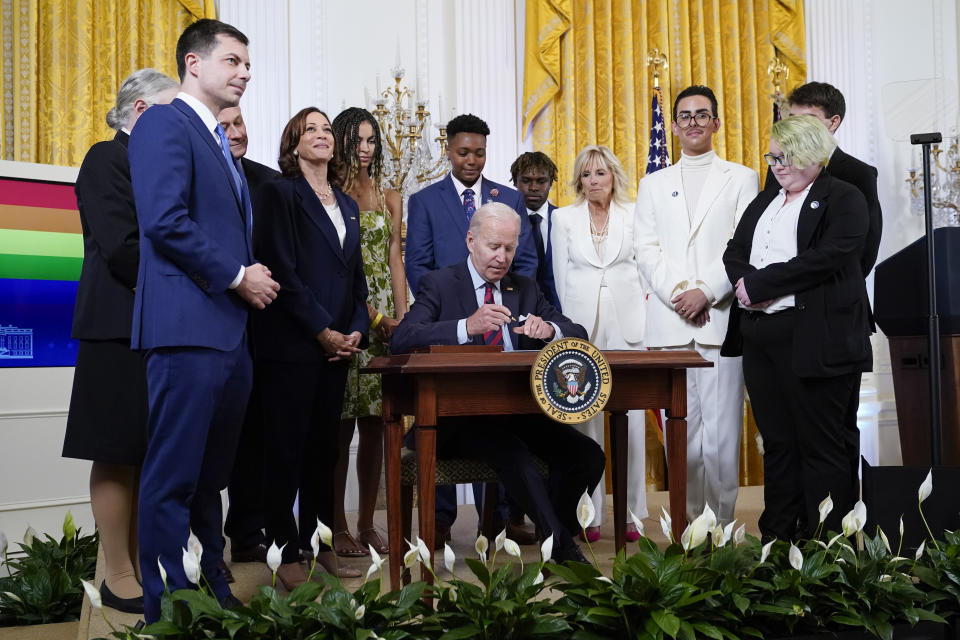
[240,157,279,199]
[251,176,369,363]
[764,147,881,276]
[390,260,587,354]
[71,130,139,340]
[722,172,872,377]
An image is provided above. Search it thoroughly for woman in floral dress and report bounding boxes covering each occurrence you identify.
[330,107,408,555]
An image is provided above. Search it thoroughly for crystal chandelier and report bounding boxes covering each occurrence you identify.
[905,139,960,227]
[370,64,449,207]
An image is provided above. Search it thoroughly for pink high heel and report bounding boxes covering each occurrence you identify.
[579,526,601,543]
[625,524,640,542]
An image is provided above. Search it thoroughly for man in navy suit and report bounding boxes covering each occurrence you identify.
[391,203,604,563]
[404,113,538,297]
[510,151,560,309]
[128,19,279,622]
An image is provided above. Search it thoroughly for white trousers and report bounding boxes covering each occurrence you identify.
[576,287,647,525]
[660,341,744,524]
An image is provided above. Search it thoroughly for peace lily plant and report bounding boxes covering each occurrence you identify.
[71,472,960,639]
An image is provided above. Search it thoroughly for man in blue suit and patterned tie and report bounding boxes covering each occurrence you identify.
[404,113,538,297]
[128,19,279,622]
[510,151,560,309]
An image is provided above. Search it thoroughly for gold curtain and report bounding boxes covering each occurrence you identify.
[524,0,804,488]
[1,0,215,166]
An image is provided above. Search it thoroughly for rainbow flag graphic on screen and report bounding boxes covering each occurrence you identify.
[0,176,81,367]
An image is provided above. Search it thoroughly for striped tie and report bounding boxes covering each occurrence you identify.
[482,283,502,346]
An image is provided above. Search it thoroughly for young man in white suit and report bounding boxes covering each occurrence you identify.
[634,85,759,524]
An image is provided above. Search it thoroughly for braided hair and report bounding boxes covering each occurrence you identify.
[332,107,387,214]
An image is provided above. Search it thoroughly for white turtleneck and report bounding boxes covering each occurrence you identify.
[680,150,715,221]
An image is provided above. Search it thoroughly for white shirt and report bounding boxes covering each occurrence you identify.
[746,184,812,313]
[527,200,550,249]
[455,258,563,348]
[325,199,346,248]
[450,173,484,210]
[175,91,246,289]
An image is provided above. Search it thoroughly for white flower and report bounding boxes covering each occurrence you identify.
[495,528,506,552]
[733,523,746,546]
[3,591,20,602]
[23,526,36,548]
[533,572,544,585]
[879,574,892,582]
[659,506,672,540]
[916,540,926,560]
[504,538,521,559]
[680,524,691,549]
[403,547,418,568]
[157,557,168,588]
[879,528,891,553]
[62,511,77,542]
[854,501,867,528]
[919,469,933,503]
[900,516,905,537]
[760,539,775,564]
[628,509,645,538]
[369,545,384,571]
[365,561,379,581]
[475,534,489,562]
[711,525,725,547]
[577,490,595,530]
[541,534,554,564]
[316,519,333,547]
[715,521,735,548]
[182,547,200,584]
[827,534,843,549]
[789,543,803,571]
[81,579,102,609]
[310,528,321,559]
[701,504,718,531]
[417,537,431,566]
[818,494,833,524]
[842,501,867,537]
[682,505,714,551]
[596,576,613,583]
[187,530,202,560]
[444,543,456,574]
[355,604,365,620]
[266,541,284,573]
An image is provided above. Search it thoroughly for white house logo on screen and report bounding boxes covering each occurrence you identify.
[531,338,611,424]
[0,325,33,359]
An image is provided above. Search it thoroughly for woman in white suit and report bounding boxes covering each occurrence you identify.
[551,145,647,541]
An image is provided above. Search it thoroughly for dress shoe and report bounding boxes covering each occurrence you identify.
[505,520,539,545]
[276,561,309,591]
[219,560,235,583]
[99,581,144,614]
[231,542,269,563]
[218,593,243,610]
[433,523,452,550]
[553,543,589,565]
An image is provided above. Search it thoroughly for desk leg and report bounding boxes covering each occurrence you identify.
[384,417,403,591]
[609,410,628,553]
[415,426,437,585]
[666,370,688,541]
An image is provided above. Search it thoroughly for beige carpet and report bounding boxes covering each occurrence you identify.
[78,486,765,640]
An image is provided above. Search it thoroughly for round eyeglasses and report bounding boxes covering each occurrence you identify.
[675,113,715,128]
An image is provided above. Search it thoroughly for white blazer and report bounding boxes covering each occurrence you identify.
[634,155,758,348]
[551,199,646,344]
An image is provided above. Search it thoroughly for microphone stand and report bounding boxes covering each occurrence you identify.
[910,132,943,466]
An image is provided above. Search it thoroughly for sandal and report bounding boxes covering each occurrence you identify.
[333,530,369,557]
[357,527,389,554]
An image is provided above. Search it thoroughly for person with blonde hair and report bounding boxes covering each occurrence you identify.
[551,144,648,541]
[722,114,871,540]
[63,68,177,614]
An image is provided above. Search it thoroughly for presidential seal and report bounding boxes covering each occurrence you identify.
[530,337,612,424]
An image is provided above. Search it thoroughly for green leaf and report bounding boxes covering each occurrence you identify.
[438,624,482,639]
[691,622,724,640]
[651,609,681,638]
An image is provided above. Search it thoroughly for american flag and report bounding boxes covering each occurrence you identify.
[774,100,782,123]
[646,86,671,174]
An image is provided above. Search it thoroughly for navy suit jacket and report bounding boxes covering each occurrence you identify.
[532,202,560,309]
[404,174,538,296]
[390,260,586,354]
[251,177,369,363]
[129,98,253,351]
[72,130,139,340]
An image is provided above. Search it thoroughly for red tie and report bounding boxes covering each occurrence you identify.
[482,283,502,346]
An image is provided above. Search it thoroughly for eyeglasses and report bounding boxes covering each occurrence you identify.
[675,112,715,128]
[763,153,791,167]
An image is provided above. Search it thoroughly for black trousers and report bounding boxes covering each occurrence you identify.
[740,309,858,540]
[413,414,606,551]
[225,364,267,549]
[258,359,349,563]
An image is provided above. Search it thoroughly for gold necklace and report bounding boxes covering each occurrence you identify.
[589,211,610,237]
[311,182,333,199]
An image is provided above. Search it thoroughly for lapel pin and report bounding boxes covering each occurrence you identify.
[671,191,678,197]
[490,188,499,197]
[810,201,820,209]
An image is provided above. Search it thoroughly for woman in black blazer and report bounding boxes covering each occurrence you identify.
[721,114,871,542]
[252,107,369,589]
[63,69,178,613]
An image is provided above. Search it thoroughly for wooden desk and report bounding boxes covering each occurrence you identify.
[364,349,711,588]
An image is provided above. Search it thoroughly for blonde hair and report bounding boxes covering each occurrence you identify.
[771,114,837,169]
[569,145,631,206]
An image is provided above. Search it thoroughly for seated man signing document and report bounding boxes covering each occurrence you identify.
[391,202,605,563]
